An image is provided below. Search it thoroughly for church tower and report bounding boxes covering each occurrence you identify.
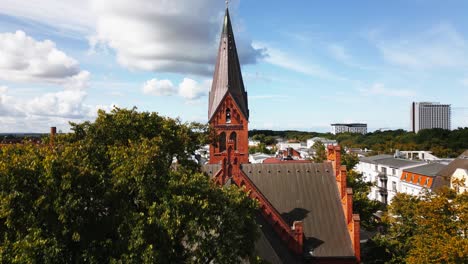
[208,8,249,165]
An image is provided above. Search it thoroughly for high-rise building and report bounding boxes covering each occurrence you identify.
[411,102,451,133]
[331,123,367,135]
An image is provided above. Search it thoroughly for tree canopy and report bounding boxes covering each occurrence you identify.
[364,188,468,264]
[0,108,259,263]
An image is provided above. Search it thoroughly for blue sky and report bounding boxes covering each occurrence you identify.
[0,0,467,133]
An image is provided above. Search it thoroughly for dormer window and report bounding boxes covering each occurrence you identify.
[226,108,231,123]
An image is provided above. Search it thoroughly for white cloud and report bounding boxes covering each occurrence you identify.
[25,90,88,118]
[142,77,211,100]
[178,78,211,100]
[253,42,342,80]
[0,30,89,88]
[373,23,468,69]
[359,83,416,97]
[142,79,177,96]
[0,1,264,76]
[328,44,350,62]
[0,85,8,94]
[89,0,263,75]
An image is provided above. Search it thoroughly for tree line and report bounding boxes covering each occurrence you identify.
[250,127,468,158]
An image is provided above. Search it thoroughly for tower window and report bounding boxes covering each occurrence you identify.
[230,132,237,150]
[219,132,226,152]
[226,108,231,123]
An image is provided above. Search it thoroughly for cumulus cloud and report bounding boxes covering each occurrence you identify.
[178,78,210,100]
[142,79,177,96]
[1,1,264,76]
[359,83,416,97]
[0,31,87,83]
[142,77,210,100]
[89,0,264,75]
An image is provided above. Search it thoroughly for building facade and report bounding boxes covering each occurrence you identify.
[355,155,424,204]
[306,137,338,148]
[331,123,367,135]
[411,102,451,133]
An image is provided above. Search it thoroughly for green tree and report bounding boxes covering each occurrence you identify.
[367,189,468,264]
[0,108,259,263]
[312,141,326,163]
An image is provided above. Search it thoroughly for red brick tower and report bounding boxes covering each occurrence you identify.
[208,8,249,165]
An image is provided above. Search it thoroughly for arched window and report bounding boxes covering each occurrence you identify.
[230,132,237,150]
[226,108,231,123]
[219,132,226,152]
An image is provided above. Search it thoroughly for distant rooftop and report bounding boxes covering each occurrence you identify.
[404,163,447,177]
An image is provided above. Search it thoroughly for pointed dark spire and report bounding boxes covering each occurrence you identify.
[208,8,249,121]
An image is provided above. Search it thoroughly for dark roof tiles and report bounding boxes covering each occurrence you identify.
[208,9,249,121]
[241,163,355,258]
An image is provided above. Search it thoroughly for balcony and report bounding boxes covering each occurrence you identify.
[377,172,387,181]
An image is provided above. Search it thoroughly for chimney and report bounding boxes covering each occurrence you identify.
[327,145,341,177]
[50,127,57,146]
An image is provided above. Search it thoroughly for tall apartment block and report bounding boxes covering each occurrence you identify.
[331,123,367,135]
[411,102,451,133]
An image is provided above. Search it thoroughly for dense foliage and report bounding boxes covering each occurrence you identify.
[0,108,259,263]
[249,127,468,157]
[364,189,468,264]
[311,141,326,163]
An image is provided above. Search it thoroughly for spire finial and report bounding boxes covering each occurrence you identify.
[225,0,229,8]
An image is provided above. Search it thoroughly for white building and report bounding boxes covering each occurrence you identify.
[276,142,305,151]
[306,137,338,148]
[249,153,274,164]
[411,102,451,133]
[331,123,367,135]
[248,139,260,147]
[395,150,441,161]
[355,155,424,204]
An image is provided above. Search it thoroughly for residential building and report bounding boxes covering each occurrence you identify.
[276,141,305,151]
[400,163,447,196]
[202,8,360,263]
[411,102,451,133]
[434,150,468,194]
[249,153,274,164]
[306,137,338,148]
[356,155,424,204]
[248,139,260,147]
[394,150,441,161]
[331,123,367,135]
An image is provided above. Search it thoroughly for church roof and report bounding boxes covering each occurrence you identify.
[201,163,356,261]
[208,9,249,121]
[241,163,355,259]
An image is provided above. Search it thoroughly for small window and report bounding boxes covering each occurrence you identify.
[392,169,396,175]
[411,174,414,182]
[405,173,408,180]
[392,181,397,192]
[425,178,430,186]
[417,177,422,184]
[226,108,231,123]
